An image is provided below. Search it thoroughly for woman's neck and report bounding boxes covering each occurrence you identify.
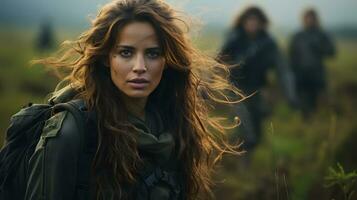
[122,96,147,121]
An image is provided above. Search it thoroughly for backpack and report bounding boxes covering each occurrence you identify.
[0,99,88,200]
[0,96,183,200]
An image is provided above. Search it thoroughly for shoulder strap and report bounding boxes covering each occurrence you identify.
[53,99,88,152]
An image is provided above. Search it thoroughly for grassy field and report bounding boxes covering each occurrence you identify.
[0,26,356,199]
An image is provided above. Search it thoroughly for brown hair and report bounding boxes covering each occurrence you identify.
[233,6,269,30]
[35,0,242,199]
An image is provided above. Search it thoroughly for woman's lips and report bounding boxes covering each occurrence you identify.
[127,78,149,89]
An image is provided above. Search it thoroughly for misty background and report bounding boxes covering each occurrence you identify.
[1,0,357,34]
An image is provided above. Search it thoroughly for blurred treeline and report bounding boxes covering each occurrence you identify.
[0,24,357,199]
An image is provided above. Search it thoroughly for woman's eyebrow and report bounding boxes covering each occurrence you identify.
[146,47,161,51]
[115,45,135,50]
[115,45,160,50]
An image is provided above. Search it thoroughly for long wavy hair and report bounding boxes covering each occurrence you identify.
[35,0,243,199]
[233,6,269,31]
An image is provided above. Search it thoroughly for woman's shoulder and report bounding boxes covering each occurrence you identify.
[39,102,98,152]
[37,110,82,152]
[225,28,244,42]
[26,110,92,200]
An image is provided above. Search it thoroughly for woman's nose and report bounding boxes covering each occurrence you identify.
[132,54,147,74]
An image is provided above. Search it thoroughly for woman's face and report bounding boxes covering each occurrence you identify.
[243,15,262,36]
[108,21,165,100]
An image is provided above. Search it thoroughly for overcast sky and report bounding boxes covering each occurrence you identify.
[1,0,356,30]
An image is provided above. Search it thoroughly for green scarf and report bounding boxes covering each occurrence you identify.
[128,109,175,164]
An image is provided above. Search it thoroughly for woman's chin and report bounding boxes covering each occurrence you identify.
[124,90,151,99]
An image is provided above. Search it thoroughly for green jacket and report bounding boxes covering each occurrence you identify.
[25,86,184,200]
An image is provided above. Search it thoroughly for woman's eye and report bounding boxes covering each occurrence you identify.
[146,51,161,59]
[119,50,132,58]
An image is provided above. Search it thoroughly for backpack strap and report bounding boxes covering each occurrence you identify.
[53,99,97,195]
[53,99,88,152]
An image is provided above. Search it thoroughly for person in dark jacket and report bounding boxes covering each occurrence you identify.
[218,6,296,152]
[289,8,335,117]
[23,0,241,200]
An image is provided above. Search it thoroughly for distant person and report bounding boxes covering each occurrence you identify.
[289,8,336,117]
[36,20,55,50]
[218,6,296,152]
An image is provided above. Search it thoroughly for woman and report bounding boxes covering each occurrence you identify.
[217,6,296,152]
[25,0,241,199]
